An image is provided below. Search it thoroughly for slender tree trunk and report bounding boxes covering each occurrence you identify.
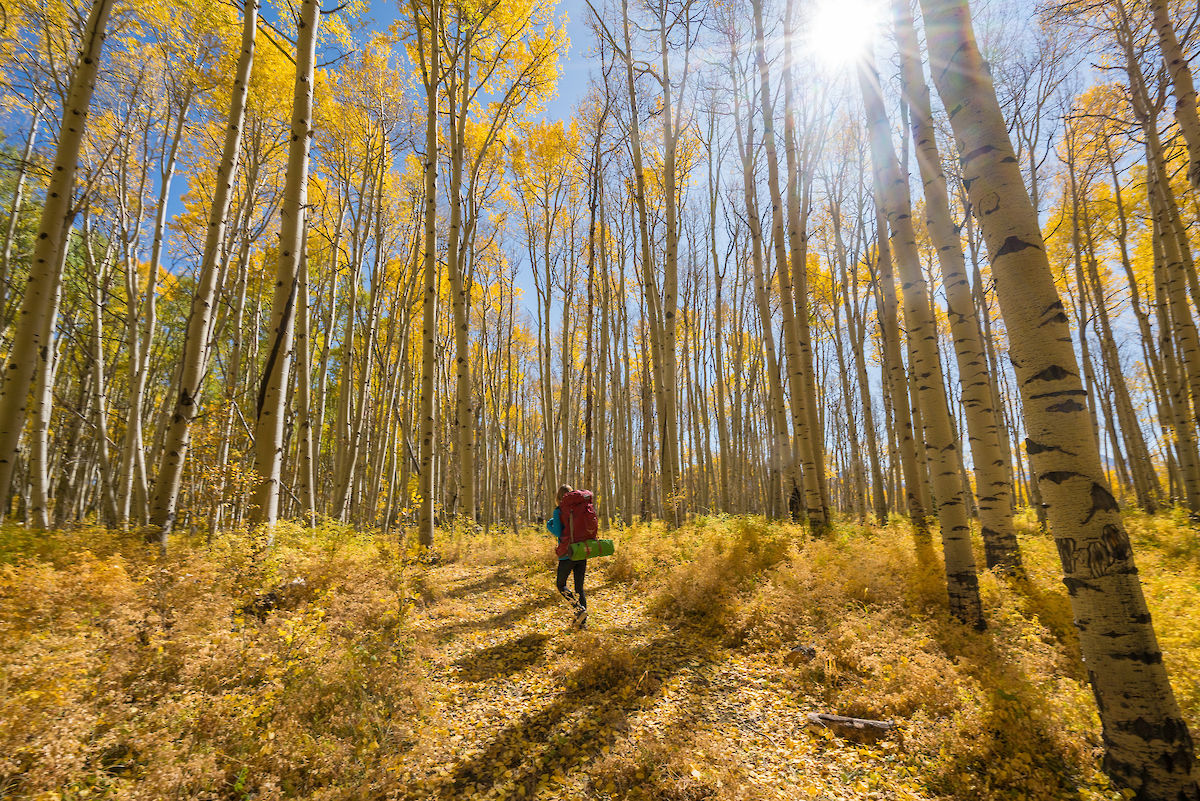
[1149,0,1200,189]
[295,232,316,527]
[751,0,808,523]
[87,233,120,525]
[446,66,476,524]
[250,0,319,526]
[872,210,928,532]
[29,233,69,529]
[1150,213,1200,511]
[150,0,257,539]
[841,245,888,522]
[1106,146,1165,509]
[0,0,114,510]
[894,0,1019,571]
[920,0,1200,792]
[861,58,983,627]
[414,0,440,547]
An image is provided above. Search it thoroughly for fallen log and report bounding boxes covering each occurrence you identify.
[806,713,896,742]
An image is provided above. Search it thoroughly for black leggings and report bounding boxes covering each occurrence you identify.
[556,559,587,609]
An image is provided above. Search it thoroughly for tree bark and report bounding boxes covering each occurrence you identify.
[250,0,319,526]
[149,0,256,539]
[860,57,983,627]
[919,0,1200,792]
[1150,0,1200,189]
[413,0,441,547]
[894,0,1019,572]
[0,0,114,511]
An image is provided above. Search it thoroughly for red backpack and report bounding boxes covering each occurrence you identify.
[555,490,599,558]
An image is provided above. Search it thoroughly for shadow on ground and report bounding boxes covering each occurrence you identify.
[423,579,623,642]
[426,628,720,800]
[441,568,516,600]
[453,633,551,682]
[926,621,1087,799]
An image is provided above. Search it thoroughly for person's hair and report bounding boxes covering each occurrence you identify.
[557,484,573,502]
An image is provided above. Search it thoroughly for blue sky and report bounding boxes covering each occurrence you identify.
[540,0,599,122]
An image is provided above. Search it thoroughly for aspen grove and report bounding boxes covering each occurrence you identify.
[2,0,1200,796]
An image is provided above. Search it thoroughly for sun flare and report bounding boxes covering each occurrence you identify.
[807,0,885,67]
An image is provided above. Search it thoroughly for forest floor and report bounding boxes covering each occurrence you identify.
[3,513,1198,800]
[395,557,929,801]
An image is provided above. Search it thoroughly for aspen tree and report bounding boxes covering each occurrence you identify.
[920,0,1200,791]
[54,369,92,528]
[652,0,697,524]
[861,57,983,626]
[586,0,674,519]
[295,233,316,528]
[1149,0,1200,189]
[728,25,788,518]
[893,0,1019,571]
[441,0,560,523]
[84,223,120,525]
[250,0,320,526]
[119,85,194,526]
[150,0,258,540]
[701,101,734,512]
[1149,193,1200,512]
[873,210,927,531]
[835,199,888,522]
[28,234,69,529]
[1103,143,1170,509]
[597,175,613,525]
[750,0,824,527]
[781,0,831,528]
[1067,123,1160,512]
[0,0,114,511]
[827,269,867,522]
[412,0,441,547]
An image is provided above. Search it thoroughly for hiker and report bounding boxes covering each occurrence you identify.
[547,484,597,629]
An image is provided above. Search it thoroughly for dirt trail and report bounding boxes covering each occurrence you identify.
[388,562,930,801]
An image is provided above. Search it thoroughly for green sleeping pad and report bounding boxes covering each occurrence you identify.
[569,539,615,560]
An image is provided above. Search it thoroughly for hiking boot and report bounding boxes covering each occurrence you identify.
[573,607,588,629]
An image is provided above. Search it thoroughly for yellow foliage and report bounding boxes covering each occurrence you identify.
[0,524,421,798]
[7,513,1198,800]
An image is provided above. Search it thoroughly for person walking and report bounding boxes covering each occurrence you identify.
[547,484,596,629]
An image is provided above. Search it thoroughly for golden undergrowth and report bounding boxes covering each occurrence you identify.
[2,511,1197,800]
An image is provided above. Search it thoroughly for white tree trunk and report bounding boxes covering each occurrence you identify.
[0,0,114,512]
[150,0,257,541]
[920,0,1200,792]
[250,0,319,526]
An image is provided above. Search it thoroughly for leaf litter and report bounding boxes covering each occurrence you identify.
[392,560,929,801]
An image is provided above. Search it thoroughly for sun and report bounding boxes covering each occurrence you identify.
[806,0,885,67]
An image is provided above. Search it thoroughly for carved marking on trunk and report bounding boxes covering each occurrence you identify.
[1101,523,1132,562]
[1057,537,1078,573]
